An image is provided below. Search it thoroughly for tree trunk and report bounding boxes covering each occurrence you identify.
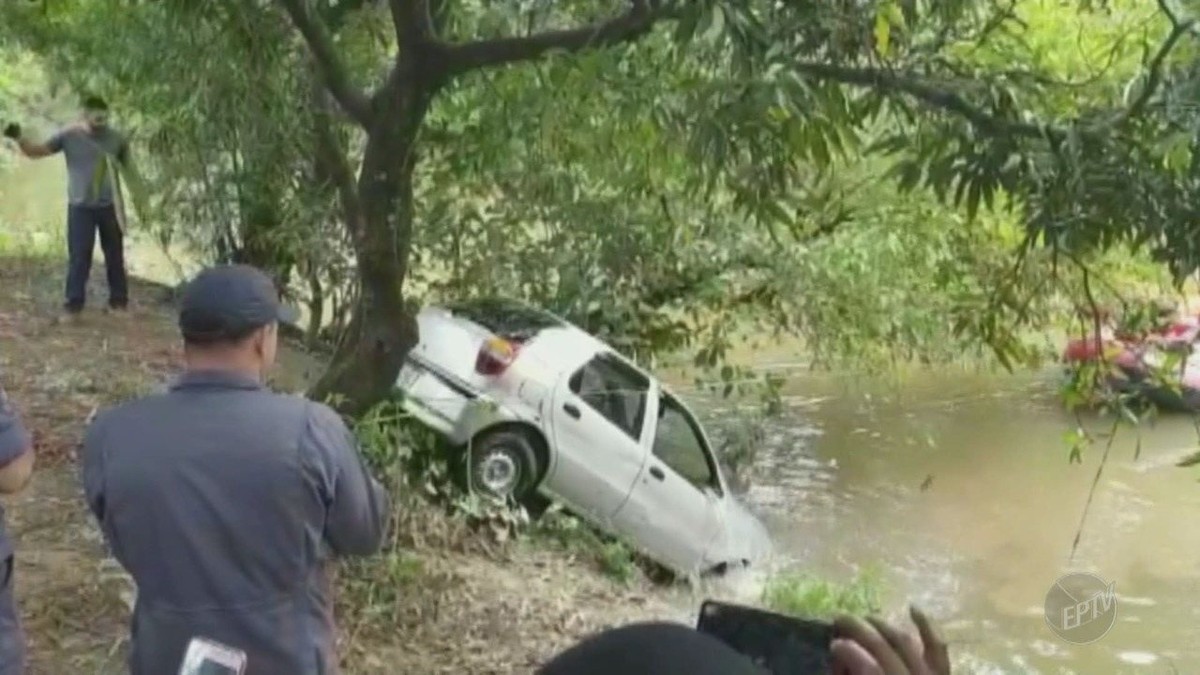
[308,74,431,416]
[304,262,325,348]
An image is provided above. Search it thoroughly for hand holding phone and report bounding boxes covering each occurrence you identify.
[696,601,950,675]
[830,607,951,675]
[696,600,832,674]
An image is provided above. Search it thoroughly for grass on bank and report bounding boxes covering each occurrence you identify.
[761,568,883,619]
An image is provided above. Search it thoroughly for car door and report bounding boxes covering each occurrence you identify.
[545,352,652,525]
[613,390,722,575]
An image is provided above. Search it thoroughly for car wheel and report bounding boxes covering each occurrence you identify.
[468,429,540,501]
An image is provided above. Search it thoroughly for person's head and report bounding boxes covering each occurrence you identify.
[538,622,763,675]
[178,265,297,379]
[81,95,109,132]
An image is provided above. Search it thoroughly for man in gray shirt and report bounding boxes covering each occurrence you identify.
[81,264,389,675]
[3,95,131,316]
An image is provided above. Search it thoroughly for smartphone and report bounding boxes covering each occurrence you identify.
[696,600,833,674]
[178,637,248,675]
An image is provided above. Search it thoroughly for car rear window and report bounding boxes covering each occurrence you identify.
[447,298,565,340]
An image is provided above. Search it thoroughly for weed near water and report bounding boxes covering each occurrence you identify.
[761,567,883,619]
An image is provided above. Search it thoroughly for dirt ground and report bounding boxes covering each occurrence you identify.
[0,257,682,673]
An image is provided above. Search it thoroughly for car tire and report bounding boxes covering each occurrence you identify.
[468,429,541,502]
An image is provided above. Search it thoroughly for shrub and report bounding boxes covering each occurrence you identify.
[761,568,883,619]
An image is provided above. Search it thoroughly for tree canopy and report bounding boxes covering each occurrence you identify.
[0,0,1195,412]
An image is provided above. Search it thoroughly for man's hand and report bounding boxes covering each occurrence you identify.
[2,122,20,140]
[830,606,951,675]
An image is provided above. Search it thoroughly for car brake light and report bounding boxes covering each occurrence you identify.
[476,337,519,375]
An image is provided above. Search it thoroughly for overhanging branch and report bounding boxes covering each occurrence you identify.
[1115,0,1195,123]
[791,61,1055,141]
[793,0,1195,144]
[278,0,374,127]
[441,0,677,77]
[310,70,368,251]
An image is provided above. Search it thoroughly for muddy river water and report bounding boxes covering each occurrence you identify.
[727,366,1200,673]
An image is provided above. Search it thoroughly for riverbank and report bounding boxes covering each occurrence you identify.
[0,256,684,673]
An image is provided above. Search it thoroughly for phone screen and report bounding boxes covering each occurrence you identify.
[696,600,833,674]
[192,662,241,675]
[178,638,247,675]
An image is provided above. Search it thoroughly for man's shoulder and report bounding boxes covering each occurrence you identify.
[298,400,356,459]
[87,393,166,431]
[303,399,346,426]
[86,389,315,444]
[52,126,83,145]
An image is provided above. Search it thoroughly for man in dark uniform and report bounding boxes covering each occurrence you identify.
[0,385,35,675]
[3,95,131,316]
[81,264,389,675]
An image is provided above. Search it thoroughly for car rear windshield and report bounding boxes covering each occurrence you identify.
[447,298,565,341]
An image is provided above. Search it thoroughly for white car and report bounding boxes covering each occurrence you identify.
[395,298,772,577]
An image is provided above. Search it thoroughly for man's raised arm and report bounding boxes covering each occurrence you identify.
[3,123,64,159]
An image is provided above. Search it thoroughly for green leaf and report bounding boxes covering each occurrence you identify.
[873,11,891,58]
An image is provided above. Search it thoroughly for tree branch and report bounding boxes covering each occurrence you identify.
[388,0,431,46]
[278,0,374,127]
[322,0,371,29]
[791,60,1056,141]
[441,0,677,77]
[795,2,1196,146]
[310,70,367,251]
[1115,0,1195,123]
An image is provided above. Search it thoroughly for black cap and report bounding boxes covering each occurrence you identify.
[179,264,298,342]
[81,94,108,111]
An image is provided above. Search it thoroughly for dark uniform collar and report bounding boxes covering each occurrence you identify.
[170,369,264,391]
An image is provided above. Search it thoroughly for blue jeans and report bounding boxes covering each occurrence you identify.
[65,204,128,312]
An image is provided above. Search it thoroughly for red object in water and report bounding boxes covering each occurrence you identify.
[1063,337,1106,363]
[1163,317,1200,341]
[1062,336,1142,371]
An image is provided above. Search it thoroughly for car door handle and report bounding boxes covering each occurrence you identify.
[563,403,581,419]
[649,466,665,481]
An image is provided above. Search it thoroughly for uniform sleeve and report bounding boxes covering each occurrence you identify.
[80,411,109,523]
[0,388,31,468]
[301,402,389,556]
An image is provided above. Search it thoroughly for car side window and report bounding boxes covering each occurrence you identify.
[652,395,715,490]
[568,353,649,440]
